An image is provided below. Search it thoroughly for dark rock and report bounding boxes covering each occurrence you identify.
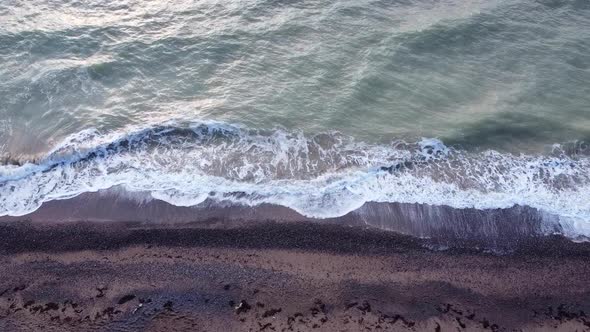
[13,285,26,292]
[117,294,136,305]
[481,319,490,328]
[259,322,272,330]
[44,302,59,311]
[262,307,281,318]
[314,300,327,314]
[163,301,173,311]
[345,302,358,310]
[456,317,466,328]
[235,300,251,314]
[357,301,371,313]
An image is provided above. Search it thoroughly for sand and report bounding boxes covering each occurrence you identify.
[0,220,589,331]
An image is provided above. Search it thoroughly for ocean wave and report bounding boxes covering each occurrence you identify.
[1,120,589,236]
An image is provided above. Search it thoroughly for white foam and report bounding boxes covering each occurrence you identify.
[1,120,589,237]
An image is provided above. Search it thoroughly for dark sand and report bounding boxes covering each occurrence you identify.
[1,220,590,331]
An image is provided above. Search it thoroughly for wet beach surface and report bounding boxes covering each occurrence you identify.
[1,220,590,331]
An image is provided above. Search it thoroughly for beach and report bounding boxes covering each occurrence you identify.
[1,215,590,331]
[2,0,590,331]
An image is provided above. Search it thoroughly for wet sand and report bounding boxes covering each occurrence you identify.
[0,189,573,251]
[1,220,590,331]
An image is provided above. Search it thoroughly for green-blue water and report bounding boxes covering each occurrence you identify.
[2,0,589,155]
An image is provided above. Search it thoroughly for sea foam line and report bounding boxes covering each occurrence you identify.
[0,120,589,236]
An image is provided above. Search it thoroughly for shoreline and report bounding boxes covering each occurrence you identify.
[1,219,590,331]
[1,218,589,257]
[0,187,579,252]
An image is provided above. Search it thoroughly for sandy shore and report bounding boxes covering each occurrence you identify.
[1,220,590,331]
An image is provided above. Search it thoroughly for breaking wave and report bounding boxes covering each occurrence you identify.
[1,120,589,236]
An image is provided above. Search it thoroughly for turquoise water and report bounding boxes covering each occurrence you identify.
[1,0,589,155]
[1,0,590,235]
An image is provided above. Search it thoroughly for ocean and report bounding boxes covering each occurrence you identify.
[1,0,589,239]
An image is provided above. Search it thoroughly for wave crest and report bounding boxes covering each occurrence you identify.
[1,120,589,236]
